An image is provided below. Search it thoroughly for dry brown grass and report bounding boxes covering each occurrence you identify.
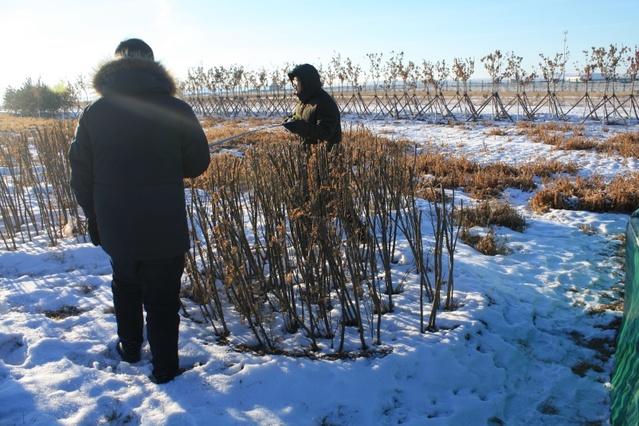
[521,122,576,133]
[460,229,508,256]
[0,113,61,132]
[418,187,450,202]
[530,173,639,213]
[200,116,277,129]
[517,122,639,159]
[201,121,639,163]
[203,120,292,152]
[459,200,526,232]
[517,121,599,151]
[456,200,522,256]
[444,119,467,127]
[561,136,598,151]
[203,123,251,143]
[415,152,577,199]
[519,160,579,177]
[599,131,639,158]
[485,127,507,137]
[514,121,536,130]
[468,163,537,198]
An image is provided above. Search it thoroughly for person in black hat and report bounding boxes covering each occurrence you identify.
[69,38,210,384]
[283,64,370,241]
[283,64,342,151]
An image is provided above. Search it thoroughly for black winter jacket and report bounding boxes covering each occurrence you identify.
[287,64,342,148]
[69,57,210,260]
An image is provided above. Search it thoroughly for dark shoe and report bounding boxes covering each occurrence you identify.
[149,367,186,384]
[116,341,141,363]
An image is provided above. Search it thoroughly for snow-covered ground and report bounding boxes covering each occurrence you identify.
[0,120,635,425]
[359,119,639,179]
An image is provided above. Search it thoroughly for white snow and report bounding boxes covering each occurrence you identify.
[0,119,634,425]
[358,119,639,180]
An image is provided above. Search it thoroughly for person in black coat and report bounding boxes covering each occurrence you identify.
[69,39,210,384]
[283,64,342,151]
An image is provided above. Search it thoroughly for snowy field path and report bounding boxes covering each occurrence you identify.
[0,121,632,425]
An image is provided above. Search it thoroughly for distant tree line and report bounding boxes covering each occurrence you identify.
[181,44,638,96]
[2,78,82,117]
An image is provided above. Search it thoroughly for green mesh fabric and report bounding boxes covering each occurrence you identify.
[611,214,639,425]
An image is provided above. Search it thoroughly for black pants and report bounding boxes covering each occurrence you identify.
[110,255,185,375]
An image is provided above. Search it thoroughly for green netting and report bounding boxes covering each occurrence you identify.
[611,213,639,425]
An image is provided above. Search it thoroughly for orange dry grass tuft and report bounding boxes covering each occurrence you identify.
[599,131,639,158]
[459,200,526,232]
[0,113,63,132]
[203,120,293,152]
[415,151,576,199]
[519,160,578,177]
[485,127,507,137]
[560,136,598,151]
[517,122,598,151]
[530,173,639,213]
[460,229,508,255]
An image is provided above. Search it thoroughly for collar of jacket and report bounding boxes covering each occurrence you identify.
[93,57,176,96]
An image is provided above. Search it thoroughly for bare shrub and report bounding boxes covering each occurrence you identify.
[0,122,82,249]
[426,186,462,330]
[397,157,433,332]
[181,128,465,354]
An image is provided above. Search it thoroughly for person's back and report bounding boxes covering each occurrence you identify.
[69,39,209,384]
[74,47,209,259]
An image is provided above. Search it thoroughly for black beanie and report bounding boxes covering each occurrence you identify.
[114,38,154,60]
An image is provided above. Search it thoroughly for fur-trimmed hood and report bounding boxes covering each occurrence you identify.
[288,64,322,103]
[93,58,176,96]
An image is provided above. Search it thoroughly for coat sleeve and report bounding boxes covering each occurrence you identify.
[69,115,95,219]
[181,106,210,179]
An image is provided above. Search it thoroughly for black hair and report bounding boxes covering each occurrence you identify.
[114,38,154,60]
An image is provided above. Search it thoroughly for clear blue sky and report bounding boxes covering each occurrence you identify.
[0,0,637,96]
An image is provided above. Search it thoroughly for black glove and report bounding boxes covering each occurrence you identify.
[87,216,100,246]
[283,120,307,136]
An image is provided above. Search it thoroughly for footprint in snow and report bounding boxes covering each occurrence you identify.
[0,333,28,365]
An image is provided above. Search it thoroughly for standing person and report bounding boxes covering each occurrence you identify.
[69,38,210,384]
[283,64,368,240]
[283,64,342,151]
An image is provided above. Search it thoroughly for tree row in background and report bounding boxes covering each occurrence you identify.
[180,44,638,96]
[4,44,637,118]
